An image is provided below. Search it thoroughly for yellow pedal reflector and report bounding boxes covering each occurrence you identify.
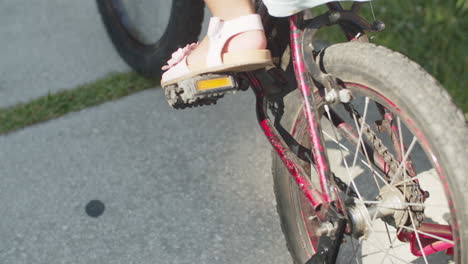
[196,76,234,91]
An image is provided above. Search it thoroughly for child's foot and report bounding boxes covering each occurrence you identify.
[187,29,267,66]
[161,14,273,87]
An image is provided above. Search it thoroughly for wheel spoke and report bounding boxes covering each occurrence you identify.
[323,130,397,195]
[378,228,404,264]
[397,117,405,171]
[349,237,361,264]
[376,224,397,264]
[350,107,383,192]
[398,225,454,245]
[361,200,447,209]
[350,238,362,264]
[324,105,364,200]
[408,210,429,264]
[349,98,371,182]
[363,236,412,263]
[384,222,393,246]
[391,172,425,187]
[322,130,386,182]
[396,117,410,207]
[389,137,418,186]
[362,243,406,257]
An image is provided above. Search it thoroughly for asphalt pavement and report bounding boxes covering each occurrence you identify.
[0,89,291,263]
[0,0,128,108]
[0,1,290,263]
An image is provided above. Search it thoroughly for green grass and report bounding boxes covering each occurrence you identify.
[315,0,468,113]
[0,72,158,135]
[371,0,468,113]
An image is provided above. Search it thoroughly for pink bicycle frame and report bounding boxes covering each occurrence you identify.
[247,4,455,258]
[247,14,333,212]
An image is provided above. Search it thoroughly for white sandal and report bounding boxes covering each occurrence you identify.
[161,14,273,88]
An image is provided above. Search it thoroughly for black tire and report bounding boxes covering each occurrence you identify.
[96,0,205,78]
[272,42,468,263]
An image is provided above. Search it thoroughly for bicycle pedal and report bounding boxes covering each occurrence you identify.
[163,73,245,109]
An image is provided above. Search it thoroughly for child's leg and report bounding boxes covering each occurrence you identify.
[186,0,267,66]
[205,0,255,20]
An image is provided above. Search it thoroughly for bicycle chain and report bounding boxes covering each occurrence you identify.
[342,104,425,227]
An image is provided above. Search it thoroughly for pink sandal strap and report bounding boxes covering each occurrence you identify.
[206,14,264,67]
[161,14,265,85]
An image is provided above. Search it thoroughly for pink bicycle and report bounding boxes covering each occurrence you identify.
[98,0,468,263]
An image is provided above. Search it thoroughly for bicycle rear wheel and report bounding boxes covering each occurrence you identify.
[272,42,468,263]
[96,0,204,78]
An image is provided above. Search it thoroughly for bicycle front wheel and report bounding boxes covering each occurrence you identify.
[96,0,204,78]
[272,42,468,263]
